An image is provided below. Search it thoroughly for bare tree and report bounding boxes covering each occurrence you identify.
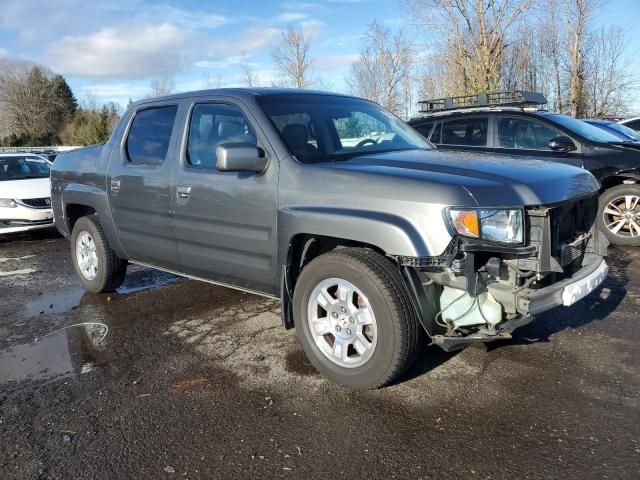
[565,0,594,117]
[239,55,260,87]
[584,26,637,117]
[202,73,224,89]
[348,21,414,116]
[272,25,314,88]
[150,75,176,97]
[407,0,533,94]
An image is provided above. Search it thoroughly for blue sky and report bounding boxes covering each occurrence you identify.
[0,0,638,110]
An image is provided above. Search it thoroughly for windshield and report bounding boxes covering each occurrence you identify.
[256,94,432,163]
[0,156,50,181]
[546,114,621,143]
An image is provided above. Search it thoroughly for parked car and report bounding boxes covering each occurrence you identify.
[409,91,640,246]
[619,116,640,132]
[0,153,54,234]
[51,88,608,388]
[583,119,640,144]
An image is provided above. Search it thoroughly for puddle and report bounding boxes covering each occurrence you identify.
[26,269,180,316]
[0,323,111,383]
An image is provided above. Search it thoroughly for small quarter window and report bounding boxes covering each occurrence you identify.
[126,106,177,165]
[186,103,257,169]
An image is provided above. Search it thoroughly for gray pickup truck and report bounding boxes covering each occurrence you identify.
[51,88,609,388]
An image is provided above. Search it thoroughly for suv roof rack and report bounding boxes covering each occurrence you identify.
[418,91,547,114]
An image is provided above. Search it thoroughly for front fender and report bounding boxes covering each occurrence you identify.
[278,206,450,259]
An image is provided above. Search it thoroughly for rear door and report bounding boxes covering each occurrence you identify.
[170,98,279,295]
[493,115,583,168]
[106,103,182,270]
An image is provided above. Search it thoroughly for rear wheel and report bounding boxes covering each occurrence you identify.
[293,248,421,388]
[598,184,640,246]
[71,216,127,293]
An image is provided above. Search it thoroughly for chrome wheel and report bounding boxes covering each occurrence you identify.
[603,195,640,238]
[76,231,98,280]
[307,277,377,368]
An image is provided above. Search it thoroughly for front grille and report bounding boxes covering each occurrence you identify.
[17,197,51,209]
[549,195,598,259]
[523,194,598,273]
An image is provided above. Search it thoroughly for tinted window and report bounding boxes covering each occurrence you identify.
[126,106,177,165]
[186,103,257,169]
[431,122,442,143]
[497,117,561,150]
[625,119,640,132]
[441,118,488,146]
[413,122,433,138]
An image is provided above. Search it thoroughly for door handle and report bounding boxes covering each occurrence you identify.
[176,185,192,200]
[110,179,121,194]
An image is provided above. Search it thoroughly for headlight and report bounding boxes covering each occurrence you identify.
[448,208,523,244]
[0,198,17,208]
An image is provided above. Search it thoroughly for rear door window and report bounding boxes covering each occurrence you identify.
[497,116,562,150]
[126,106,178,165]
[441,118,488,147]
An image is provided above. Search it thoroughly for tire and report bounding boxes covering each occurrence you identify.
[293,248,422,389]
[71,215,127,293]
[598,184,640,246]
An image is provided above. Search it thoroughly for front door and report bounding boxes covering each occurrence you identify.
[106,103,182,270]
[171,100,279,295]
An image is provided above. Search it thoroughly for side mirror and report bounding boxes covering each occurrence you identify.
[216,143,268,172]
[548,136,577,153]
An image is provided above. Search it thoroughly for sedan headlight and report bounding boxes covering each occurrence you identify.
[0,198,17,208]
[448,208,523,244]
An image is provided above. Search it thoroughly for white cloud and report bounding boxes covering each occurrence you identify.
[47,23,191,78]
[208,27,281,59]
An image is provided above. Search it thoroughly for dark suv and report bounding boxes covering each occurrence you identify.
[409,92,640,246]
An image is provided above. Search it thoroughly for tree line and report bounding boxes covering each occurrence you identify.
[0,0,636,147]
[266,0,636,119]
[0,58,121,147]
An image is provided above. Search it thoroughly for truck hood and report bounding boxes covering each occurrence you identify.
[0,177,51,200]
[323,149,600,206]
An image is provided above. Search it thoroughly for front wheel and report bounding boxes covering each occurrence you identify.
[293,248,421,389]
[598,184,640,246]
[71,216,127,293]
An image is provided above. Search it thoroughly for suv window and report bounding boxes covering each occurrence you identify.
[126,106,178,165]
[186,103,257,168]
[441,118,488,146]
[498,117,561,150]
[625,119,640,132]
[413,122,433,138]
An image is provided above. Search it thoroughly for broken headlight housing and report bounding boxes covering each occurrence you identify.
[448,208,523,244]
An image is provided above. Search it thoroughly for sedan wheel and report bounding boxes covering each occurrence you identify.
[603,195,640,238]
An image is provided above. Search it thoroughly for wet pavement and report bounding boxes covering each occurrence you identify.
[0,229,639,479]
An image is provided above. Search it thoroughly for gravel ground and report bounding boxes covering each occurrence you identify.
[0,229,639,479]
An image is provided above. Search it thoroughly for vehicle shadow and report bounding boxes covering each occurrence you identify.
[490,245,631,349]
[398,246,632,383]
[0,227,60,245]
